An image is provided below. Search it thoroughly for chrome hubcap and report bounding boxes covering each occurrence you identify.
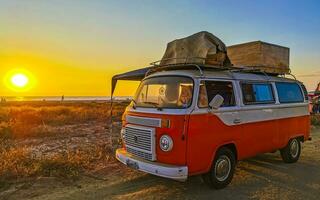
[215,155,231,182]
[290,139,299,158]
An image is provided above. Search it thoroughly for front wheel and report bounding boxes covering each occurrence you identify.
[202,147,236,189]
[280,138,301,163]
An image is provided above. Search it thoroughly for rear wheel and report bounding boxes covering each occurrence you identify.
[202,147,236,189]
[280,138,301,163]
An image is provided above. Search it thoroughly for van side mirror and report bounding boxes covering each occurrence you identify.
[209,95,224,109]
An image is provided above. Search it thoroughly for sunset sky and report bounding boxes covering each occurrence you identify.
[1,0,320,97]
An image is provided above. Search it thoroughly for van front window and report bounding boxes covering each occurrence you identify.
[134,76,193,109]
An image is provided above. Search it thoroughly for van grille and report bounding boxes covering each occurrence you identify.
[126,147,153,161]
[123,125,156,161]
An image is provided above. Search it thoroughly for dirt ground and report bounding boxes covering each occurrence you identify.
[1,126,320,200]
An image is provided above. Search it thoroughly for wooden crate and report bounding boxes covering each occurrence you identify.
[227,41,290,74]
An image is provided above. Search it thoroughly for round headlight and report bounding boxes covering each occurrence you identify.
[159,135,173,152]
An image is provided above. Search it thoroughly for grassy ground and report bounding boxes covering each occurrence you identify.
[310,114,320,126]
[0,101,126,138]
[0,101,128,193]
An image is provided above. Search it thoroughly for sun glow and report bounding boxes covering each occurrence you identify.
[11,73,29,88]
[4,69,36,93]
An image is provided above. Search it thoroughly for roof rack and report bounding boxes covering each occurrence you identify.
[149,57,207,77]
[229,67,272,80]
[279,72,296,80]
[146,63,205,77]
[147,58,294,81]
[147,57,235,77]
[150,57,207,66]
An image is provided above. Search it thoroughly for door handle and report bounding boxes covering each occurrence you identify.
[233,119,242,124]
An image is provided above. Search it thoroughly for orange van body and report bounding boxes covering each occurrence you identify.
[121,111,310,176]
[115,69,310,181]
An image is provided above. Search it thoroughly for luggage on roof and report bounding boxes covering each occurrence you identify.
[111,32,293,96]
[227,41,290,75]
[160,31,231,67]
[159,31,290,75]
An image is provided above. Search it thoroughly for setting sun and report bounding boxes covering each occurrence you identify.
[11,73,29,88]
[4,69,36,93]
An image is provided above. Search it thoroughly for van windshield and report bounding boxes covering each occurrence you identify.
[134,76,193,109]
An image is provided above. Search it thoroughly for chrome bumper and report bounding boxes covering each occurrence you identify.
[116,148,188,181]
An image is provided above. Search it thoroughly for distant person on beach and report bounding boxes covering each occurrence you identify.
[61,95,64,102]
[1,97,6,103]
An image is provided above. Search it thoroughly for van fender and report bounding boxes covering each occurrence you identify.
[278,134,305,150]
[204,141,239,173]
[287,134,306,143]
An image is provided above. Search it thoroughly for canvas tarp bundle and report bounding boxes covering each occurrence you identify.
[160,31,231,67]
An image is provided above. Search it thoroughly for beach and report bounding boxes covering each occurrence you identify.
[0,101,319,200]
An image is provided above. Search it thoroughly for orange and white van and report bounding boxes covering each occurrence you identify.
[114,65,310,189]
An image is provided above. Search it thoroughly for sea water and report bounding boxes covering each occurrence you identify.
[2,96,132,102]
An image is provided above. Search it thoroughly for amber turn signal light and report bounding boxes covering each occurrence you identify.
[161,119,170,128]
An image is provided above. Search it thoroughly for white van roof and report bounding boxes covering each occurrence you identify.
[146,69,298,83]
[111,65,301,97]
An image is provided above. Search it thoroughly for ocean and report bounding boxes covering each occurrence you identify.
[1,96,132,102]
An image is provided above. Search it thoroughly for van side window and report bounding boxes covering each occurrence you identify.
[198,81,235,108]
[275,82,304,103]
[300,84,309,101]
[241,83,274,104]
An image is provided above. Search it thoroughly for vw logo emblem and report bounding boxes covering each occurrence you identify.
[133,135,138,143]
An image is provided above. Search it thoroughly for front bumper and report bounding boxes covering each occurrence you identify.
[116,148,188,181]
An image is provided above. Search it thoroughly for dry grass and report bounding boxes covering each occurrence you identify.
[0,101,126,138]
[0,145,112,188]
[311,114,320,126]
[0,101,128,190]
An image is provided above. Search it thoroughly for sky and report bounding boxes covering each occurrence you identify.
[1,0,320,96]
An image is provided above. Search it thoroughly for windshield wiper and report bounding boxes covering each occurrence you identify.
[143,101,163,111]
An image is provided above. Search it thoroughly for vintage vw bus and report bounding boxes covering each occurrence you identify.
[113,64,310,189]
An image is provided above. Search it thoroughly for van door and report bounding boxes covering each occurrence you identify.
[239,82,278,155]
[187,80,243,174]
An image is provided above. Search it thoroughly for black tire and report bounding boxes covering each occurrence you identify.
[280,138,301,163]
[202,147,236,189]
